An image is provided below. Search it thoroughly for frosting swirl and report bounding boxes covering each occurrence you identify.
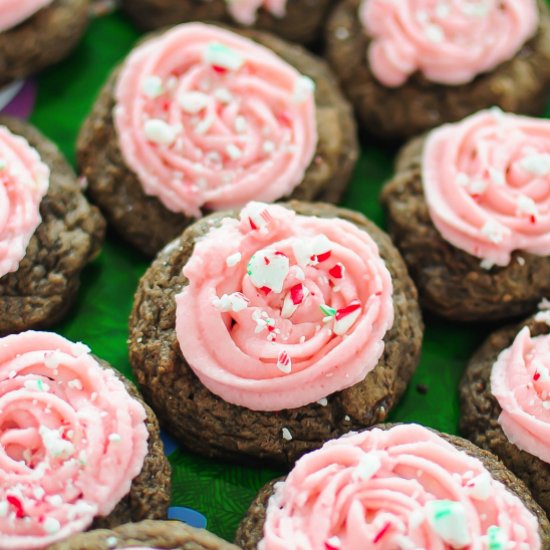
[0,331,149,549]
[260,424,541,550]
[175,202,394,411]
[491,326,550,464]
[0,0,52,33]
[360,0,538,87]
[114,23,317,218]
[422,109,550,267]
[225,0,287,25]
[0,125,49,279]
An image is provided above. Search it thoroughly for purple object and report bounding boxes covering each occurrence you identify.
[0,79,36,119]
[168,506,208,529]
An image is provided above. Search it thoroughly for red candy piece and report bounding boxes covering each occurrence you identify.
[373,522,391,543]
[335,301,361,321]
[290,284,305,306]
[7,495,25,518]
[311,250,332,263]
[329,264,343,279]
[259,286,271,296]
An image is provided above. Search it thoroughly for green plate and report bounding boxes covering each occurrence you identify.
[25,10,542,542]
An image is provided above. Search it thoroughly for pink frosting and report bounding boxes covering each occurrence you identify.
[0,331,149,549]
[360,0,538,87]
[175,202,394,411]
[261,424,541,550]
[0,125,49,279]
[225,0,287,25]
[422,109,550,267]
[491,326,550,464]
[114,23,317,218]
[0,0,52,33]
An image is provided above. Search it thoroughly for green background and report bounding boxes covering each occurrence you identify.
[26,9,530,542]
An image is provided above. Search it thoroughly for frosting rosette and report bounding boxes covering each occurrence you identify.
[260,424,541,550]
[360,0,538,87]
[422,109,550,267]
[225,0,287,25]
[0,125,49,279]
[491,326,550,464]
[0,0,52,33]
[114,23,317,218]
[0,331,149,549]
[175,202,394,411]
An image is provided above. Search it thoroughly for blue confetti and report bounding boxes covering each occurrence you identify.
[168,506,207,529]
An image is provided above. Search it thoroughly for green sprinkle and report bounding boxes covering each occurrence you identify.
[37,379,44,391]
[320,304,336,317]
[487,526,507,550]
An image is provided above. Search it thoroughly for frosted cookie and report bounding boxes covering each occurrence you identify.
[47,520,238,550]
[0,0,89,85]
[78,23,358,256]
[460,309,550,518]
[120,0,335,45]
[0,116,105,334]
[0,331,171,549]
[325,0,550,141]
[236,424,550,549]
[381,109,550,322]
[129,201,423,464]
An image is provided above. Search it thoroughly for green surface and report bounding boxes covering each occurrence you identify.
[26,11,526,542]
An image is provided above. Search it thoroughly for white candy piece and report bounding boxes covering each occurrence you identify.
[282,427,293,441]
[464,472,491,501]
[352,453,382,481]
[203,42,244,71]
[141,75,163,98]
[519,152,550,177]
[39,426,75,459]
[248,250,289,294]
[143,119,178,146]
[178,91,209,114]
[425,500,472,549]
[480,220,505,244]
[226,252,242,267]
[212,292,249,313]
[293,75,315,103]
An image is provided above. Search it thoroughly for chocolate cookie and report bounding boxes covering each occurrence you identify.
[48,520,238,550]
[460,313,550,518]
[0,0,89,86]
[129,201,423,465]
[325,0,550,141]
[0,331,171,548]
[78,23,358,256]
[236,424,550,549]
[0,116,105,335]
[380,112,550,322]
[120,0,334,45]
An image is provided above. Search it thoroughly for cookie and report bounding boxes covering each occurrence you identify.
[120,0,334,45]
[129,201,423,465]
[0,116,105,335]
[0,331,171,549]
[381,109,550,322]
[460,309,550,518]
[0,0,89,86]
[236,423,550,549]
[325,0,550,141]
[47,520,239,550]
[78,23,358,256]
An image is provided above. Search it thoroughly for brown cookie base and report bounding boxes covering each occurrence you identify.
[380,136,550,322]
[48,520,237,550]
[78,26,358,257]
[120,0,334,45]
[0,116,106,335]
[128,201,423,465]
[0,0,89,86]
[325,0,550,141]
[235,424,550,549]
[460,315,550,518]
[92,358,172,528]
